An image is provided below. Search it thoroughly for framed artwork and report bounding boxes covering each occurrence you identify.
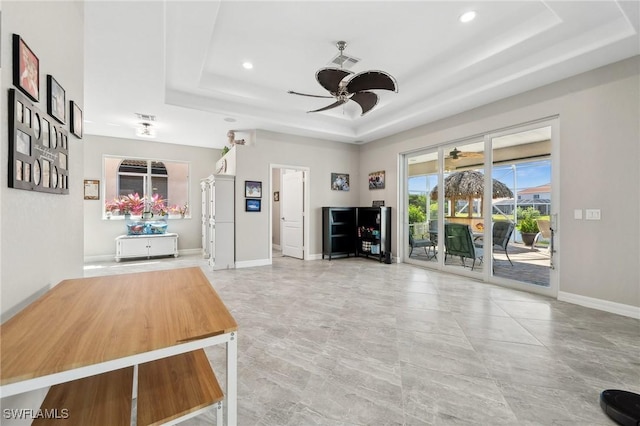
[8,89,69,195]
[70,101,83,138]
[84,179,100,200]
[245,199,261,212]
[368,170,385,189]
[273,191,279,202]
[245,180,262,198]
[47,75,66,124]
[13,34,40,102]
[331,173,350,191]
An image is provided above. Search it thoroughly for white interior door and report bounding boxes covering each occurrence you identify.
[281,170,304,259]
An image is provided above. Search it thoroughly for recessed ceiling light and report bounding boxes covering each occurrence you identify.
[224,117,237,123]
[459,11,476,23]
[242,62,253,70]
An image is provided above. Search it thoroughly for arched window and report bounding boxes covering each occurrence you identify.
[117,159,168,201]
[104,156,190,218]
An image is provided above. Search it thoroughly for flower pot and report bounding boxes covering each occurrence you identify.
[522,232,537,246]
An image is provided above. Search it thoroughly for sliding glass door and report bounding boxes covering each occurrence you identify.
[490,126,553,287]
[403,120,557,293]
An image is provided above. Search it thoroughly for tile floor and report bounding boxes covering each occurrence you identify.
[84,253,639,425]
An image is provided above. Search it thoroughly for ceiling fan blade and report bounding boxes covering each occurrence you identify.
[308,99,347,113]
[316,68,353,94]
[287,90,333,99]
[349,91,379,115]
[346,71,398,94]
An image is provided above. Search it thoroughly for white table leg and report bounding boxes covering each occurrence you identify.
[226,331,237,426]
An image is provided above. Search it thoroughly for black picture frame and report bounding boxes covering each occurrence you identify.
[47,75,66,124]
[245,199,261,212]
[13,34,40,102]
[245,180,262,198]
[70,101,83,138]
[8,89,70,195]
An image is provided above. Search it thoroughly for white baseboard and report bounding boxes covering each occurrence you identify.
[84,248,203,264]
[306,253,323,260]
[235,258,271,268]
[84,254,114,263]
[179,248,202,256]
[558,291,640,319]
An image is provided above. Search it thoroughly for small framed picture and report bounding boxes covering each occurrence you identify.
[368,170,385,189]
[84,179,100,200]
[70,101,83,138]
[245,180,262,198]
[331,173,350,191]
[13,34,40,102]
[245,198,261,212]
[273,191,280,202]
[47,75,66,124]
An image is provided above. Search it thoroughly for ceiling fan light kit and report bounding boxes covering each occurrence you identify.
[288,40,398,116]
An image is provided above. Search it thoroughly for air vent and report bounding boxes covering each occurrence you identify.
[329,53,360,70]
[135,113,157,122]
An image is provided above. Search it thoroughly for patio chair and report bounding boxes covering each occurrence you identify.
[492,221,515,266]
[428,220,438,245]
[444,223,483,270]
[409,228,436,259]
[532,219,552,252]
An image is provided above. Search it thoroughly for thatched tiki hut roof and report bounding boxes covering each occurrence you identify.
[430,170,513,218]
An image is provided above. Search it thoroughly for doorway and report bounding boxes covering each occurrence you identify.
[270,165,309,262]
[403,119,558,295]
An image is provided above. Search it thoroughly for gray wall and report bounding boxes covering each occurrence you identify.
[1,1,85,318]
[358,56,640,309]
[234,131,361,263]
[0,0,85,418]
[82,135,220,258]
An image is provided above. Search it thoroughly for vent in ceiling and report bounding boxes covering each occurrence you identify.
[328,53,360,70]
[135,113,157,122]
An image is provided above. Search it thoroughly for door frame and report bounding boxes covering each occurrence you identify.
[400,117,559,298]
[269,164,310,264]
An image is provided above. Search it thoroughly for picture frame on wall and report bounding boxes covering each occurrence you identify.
[331,173,350,191]
[13,34,40,102]
[245,180,262,198]
[245,199,261,212]
[47,75,66,124]
[84,179,100,200]
[70,101,83,139]
[368,170,385,189]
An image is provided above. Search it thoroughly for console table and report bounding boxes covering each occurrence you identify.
[115,232,179,262]
[0,267,238,425]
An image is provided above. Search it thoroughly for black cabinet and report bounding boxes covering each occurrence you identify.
[356,207,391,262]
[322,207,356,260]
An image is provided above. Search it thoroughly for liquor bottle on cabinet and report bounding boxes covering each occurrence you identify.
[356,207,391,262]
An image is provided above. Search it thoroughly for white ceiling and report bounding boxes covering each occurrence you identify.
[84,1,639,149]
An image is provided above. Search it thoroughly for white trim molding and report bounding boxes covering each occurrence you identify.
[558,291,640,319]
[235,258,271,269]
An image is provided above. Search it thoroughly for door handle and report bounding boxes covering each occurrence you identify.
[281,217,285,220]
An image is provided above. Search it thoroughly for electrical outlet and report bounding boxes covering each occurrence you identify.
[574,209,582,220]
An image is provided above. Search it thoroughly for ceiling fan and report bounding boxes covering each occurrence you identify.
[448,147,484,160]
[288,41,398,116]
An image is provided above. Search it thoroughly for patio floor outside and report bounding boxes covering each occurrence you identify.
[408,241,551,287]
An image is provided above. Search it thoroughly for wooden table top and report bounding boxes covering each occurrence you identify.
[0,267,237,386]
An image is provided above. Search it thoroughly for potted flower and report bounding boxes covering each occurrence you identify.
[517,207,540,246]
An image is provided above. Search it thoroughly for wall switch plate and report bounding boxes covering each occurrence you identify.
[585,209,601,220]
[574,209,583,220]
